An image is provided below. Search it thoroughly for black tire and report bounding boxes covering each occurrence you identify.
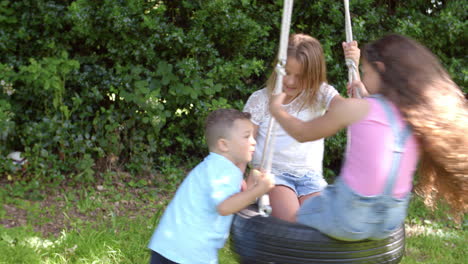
[230,205,404,264]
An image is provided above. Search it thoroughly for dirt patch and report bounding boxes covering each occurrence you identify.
[1,184,170,237]
[1,204,28,228]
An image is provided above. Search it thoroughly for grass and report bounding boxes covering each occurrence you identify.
[0,180,466,264]
[0,217,153,263]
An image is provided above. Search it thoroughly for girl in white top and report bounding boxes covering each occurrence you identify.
[244,34,353,222]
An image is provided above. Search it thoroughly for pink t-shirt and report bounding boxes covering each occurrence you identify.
[341,97,420,198]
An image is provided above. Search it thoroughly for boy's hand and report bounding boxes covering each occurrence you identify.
[249,168,262,183]
[243,168,262,191]
[217,169,275,216]
[252,169,275,193]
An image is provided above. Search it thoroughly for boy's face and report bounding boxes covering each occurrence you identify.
[224,119,256,166]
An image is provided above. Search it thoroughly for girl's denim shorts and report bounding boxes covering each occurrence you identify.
[275,171,328,197]
[296,177,410,241]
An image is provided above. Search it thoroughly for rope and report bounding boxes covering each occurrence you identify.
[344,0,360,98]
[258,0,294,217]
[343,0,360,173]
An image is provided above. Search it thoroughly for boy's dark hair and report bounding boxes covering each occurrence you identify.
[205,109,251,150]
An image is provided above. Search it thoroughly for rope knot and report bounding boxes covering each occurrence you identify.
[345,58,357,71]
[275,60,287,77]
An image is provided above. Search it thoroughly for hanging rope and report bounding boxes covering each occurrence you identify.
[344,0,360,98]
[343,0,359,170]
[258,0,294,216]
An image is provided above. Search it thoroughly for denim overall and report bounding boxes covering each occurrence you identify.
[297,95,412,241]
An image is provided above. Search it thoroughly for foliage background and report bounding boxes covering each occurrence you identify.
[0,0,466,187]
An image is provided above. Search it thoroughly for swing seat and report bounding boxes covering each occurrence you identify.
[230,204,405,264]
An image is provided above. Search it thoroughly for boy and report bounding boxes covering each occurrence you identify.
[148,108,275,264]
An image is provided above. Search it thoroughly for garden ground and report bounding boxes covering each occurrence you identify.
[0,173,466,264]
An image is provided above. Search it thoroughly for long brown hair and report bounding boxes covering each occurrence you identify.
[363,34,468,219]
[266,34,327,109]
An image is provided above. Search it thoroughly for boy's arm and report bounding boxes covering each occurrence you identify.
[217,170,274,216]
[241,180,248,192]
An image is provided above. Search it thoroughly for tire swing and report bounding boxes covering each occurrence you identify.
[230,1,405,263]
[230,204,405,264]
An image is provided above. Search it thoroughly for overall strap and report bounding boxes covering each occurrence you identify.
[371,95,412,196]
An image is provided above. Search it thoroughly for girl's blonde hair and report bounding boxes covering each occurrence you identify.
[266,34,327,109]
[363,34,468,219]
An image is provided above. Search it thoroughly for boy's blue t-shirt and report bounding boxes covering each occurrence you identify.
[148,152,243,264]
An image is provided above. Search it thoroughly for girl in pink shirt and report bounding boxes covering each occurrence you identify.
[270,34,467,241]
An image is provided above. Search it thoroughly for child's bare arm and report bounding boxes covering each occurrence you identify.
[348,80,369,98]
[217,170,274,216]
[241,180,248,191]
[270,93,368,142]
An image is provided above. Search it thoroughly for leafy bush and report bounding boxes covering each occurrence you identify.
[0,0,465,184]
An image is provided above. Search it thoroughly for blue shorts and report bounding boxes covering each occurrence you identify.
[275,171,327,197]
[297,177,410,241]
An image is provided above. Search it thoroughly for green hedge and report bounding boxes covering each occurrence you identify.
[0,0,466,184]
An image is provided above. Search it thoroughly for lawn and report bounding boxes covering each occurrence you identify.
[0,178,466,264]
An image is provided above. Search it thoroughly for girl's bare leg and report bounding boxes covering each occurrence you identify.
[269,185,300,222]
